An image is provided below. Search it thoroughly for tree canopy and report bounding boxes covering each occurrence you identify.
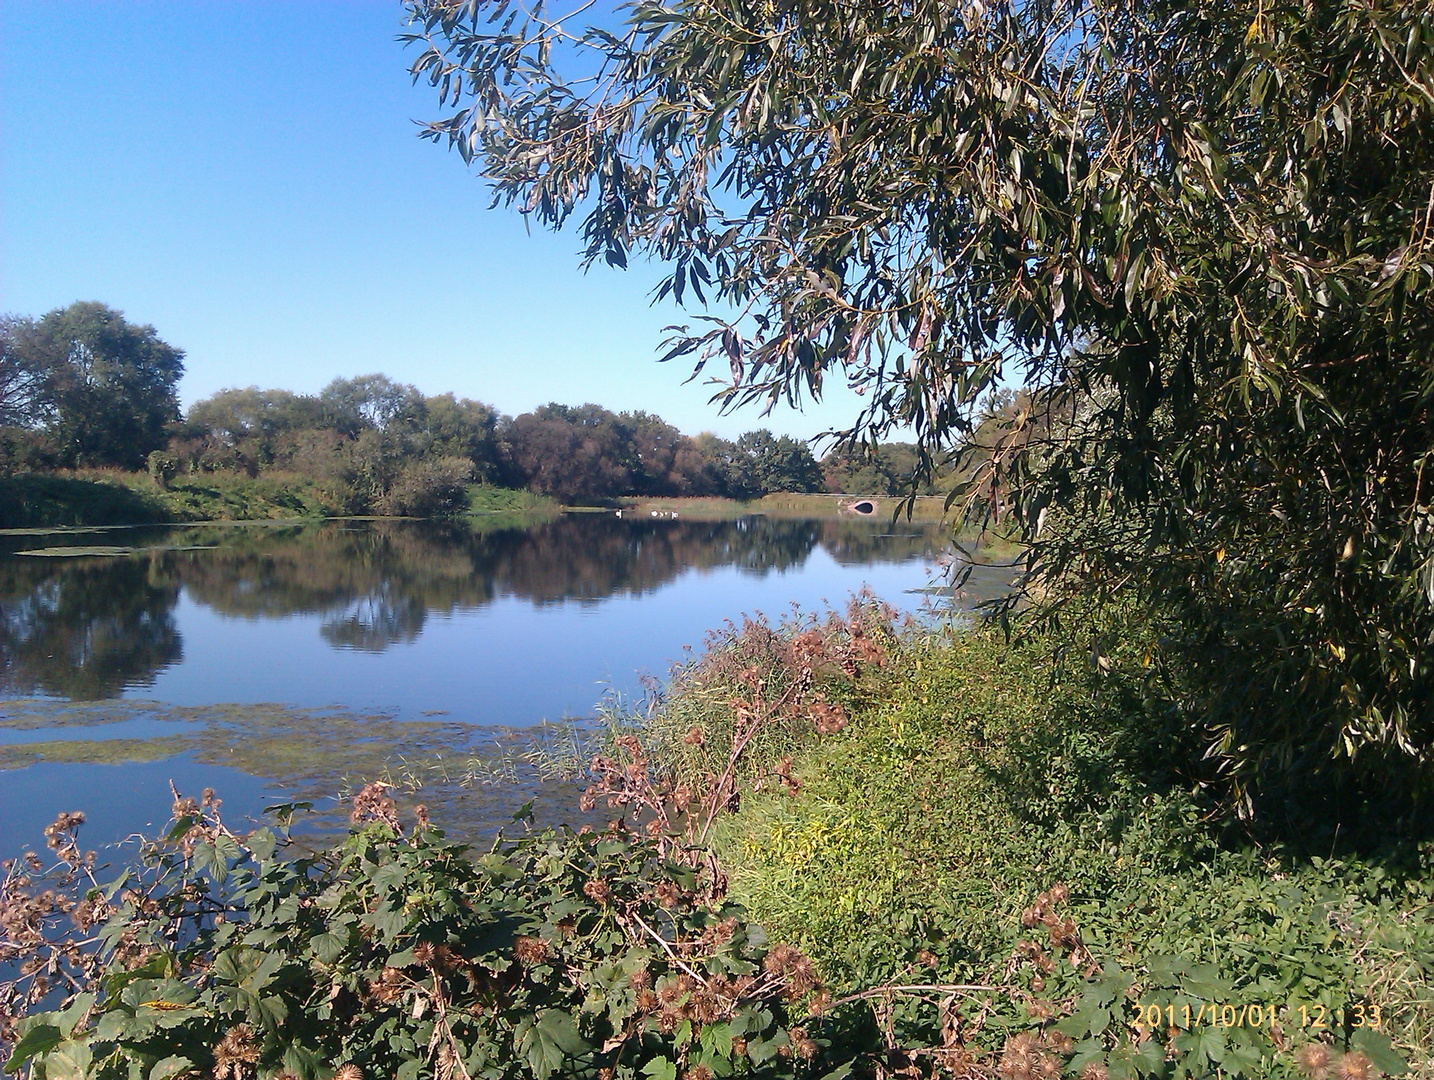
[3,302,185,470]
[405,0,1434,802]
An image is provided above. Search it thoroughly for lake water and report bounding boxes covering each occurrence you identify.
[0,513,1014,857]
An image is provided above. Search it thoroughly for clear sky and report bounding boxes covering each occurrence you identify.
[0,1,868,442]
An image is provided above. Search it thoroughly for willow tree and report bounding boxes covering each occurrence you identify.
[403,0,1434,804]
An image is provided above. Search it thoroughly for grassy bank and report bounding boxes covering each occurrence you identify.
[615,493,1024,557]
[610,607,1434,1079]
[0,471,332,528]
[0,473,563,530]
[2,472,991,537]
[465,482,561,515]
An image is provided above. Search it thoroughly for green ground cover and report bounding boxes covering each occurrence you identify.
[0,473,330,529]
[0,474,563,530]
[602,606,1434,1079]
[465,484,562,516]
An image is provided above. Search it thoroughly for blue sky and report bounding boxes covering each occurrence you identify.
[0,1,867,442]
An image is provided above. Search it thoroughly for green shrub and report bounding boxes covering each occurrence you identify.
[0,474,171,529]
[576,602,1431,1079]
[375,457,474,517]
[464,484,561,516]
[146,451,179,491]
[2,791,823,1080]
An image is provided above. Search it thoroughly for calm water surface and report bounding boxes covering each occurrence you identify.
[0,514,1012,855]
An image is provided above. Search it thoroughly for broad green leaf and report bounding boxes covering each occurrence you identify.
[3,1024,63,1073]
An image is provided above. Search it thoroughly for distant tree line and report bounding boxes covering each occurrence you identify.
[3,302,929,512]
[169,386,830,511]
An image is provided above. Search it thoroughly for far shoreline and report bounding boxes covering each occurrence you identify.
[1,472,965,532]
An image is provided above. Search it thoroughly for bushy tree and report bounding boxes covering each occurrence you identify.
[320,374,427,437]
[18,302,183,469]
[183,387,326,473]
[503,403,638,500]
[731,430,824,497]
[0,316,57,472]
[405,0,1434,801]
[821,442,929,497]
[624,410,691,494]
[421,392,504,482]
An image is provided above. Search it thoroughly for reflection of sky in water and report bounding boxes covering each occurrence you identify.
[141,547,951,725]
[2,756,276,856]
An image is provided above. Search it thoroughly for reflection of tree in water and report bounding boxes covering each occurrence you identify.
[816,520,944,566]
[0,557,181,699]
[0,516,944,694]
[489,516,825,602]
[171,517,856,627]
[173,517,842,630]
[173,523,487,652]
[318,591,428,652]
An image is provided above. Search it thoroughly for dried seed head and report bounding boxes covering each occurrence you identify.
[212,1024,260,1080]
[1046,1032,1073,1055]
[1296,1043,1332,1080]
[998,1032,1058,1080]
[1333,1052,1378,1080]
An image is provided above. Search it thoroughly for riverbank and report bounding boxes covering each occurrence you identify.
[616,605,1434,1078]
[614,491,952,521]
[0,470,331,528]
[0,471,963,531]
[0,471,562,529]
[4,602,1431,1079]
